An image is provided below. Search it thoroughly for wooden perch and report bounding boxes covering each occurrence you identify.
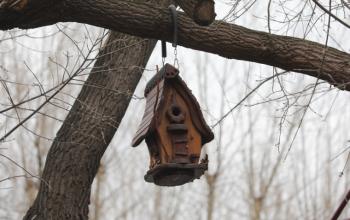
[175,0,216,25]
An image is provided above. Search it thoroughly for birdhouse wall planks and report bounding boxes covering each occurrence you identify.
[132,64,214,186]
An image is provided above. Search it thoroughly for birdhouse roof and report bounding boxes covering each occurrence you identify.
[132,64,214,147]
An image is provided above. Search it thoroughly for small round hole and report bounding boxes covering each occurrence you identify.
[172,106,181,116]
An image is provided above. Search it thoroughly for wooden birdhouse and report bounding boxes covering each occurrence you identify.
[132,64,214,186]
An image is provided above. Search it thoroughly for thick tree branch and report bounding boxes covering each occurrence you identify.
[1,0,350,91]
[175,0,216,25]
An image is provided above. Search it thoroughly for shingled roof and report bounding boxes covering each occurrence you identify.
[132,64,214,147]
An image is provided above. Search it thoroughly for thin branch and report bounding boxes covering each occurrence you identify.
[0,35,104,142]
[211,71,287,128]
[331,188,350,220]
[311,0,350,29]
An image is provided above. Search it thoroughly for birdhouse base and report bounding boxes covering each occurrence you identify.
[144,163,208,186]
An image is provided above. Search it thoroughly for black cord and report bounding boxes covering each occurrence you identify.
[161,4,178,62]
[168,4,178,47]
[161,40,167,58]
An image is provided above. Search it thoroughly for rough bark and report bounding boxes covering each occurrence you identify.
[175,0,216,25]
[22,32,157,219]
[1,0,350,91]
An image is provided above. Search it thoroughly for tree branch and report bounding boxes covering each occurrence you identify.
[1,0,350,91]
[175,0,216,25]
[331,188,350,220]
[311,0,350,29]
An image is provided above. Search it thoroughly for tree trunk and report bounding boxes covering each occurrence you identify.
[23,32,157,220]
